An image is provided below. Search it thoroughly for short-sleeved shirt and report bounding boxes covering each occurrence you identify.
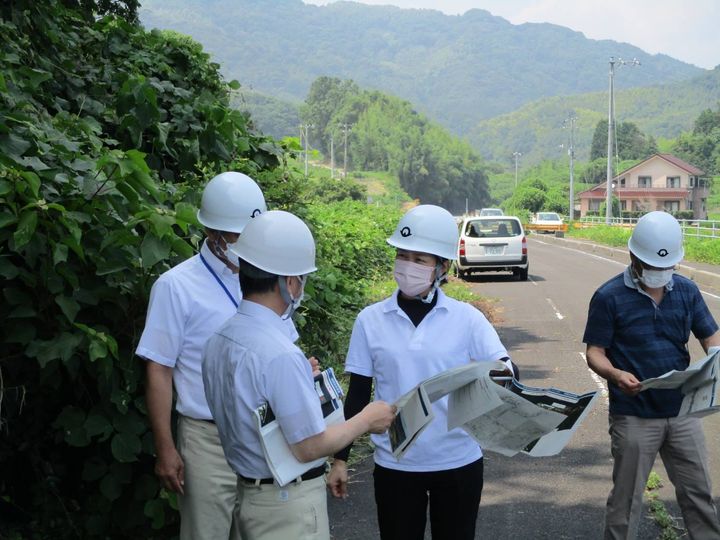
[583,267,718,418]
[135,241,241,420]
[346,288,509,472]
[202,300,325,478]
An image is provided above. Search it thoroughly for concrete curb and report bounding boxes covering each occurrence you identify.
[531,233,720,294]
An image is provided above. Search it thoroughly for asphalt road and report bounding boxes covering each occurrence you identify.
[328,236,720,540]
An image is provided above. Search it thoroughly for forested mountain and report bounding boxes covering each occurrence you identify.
[469,66,720,166]
[139,0,702,135]
[232,90,301,140]
[301,77,491,214]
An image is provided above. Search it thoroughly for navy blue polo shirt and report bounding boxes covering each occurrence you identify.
[583,267,718,418]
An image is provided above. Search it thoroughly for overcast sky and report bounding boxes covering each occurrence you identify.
[304,0,720,69]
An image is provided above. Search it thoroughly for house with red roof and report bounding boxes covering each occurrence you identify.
[578,154,710,219]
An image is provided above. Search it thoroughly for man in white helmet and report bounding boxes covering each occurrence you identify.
[136,171,270,540]
[583,211,720,539]
[201,210,396,540]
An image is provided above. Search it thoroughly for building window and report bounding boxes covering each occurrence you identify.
[666,177,680,188]
[688,200,694,210]
[638,176,652,188]
[664,201,679,212]
[690,177,696,187]
[619,178,626,187]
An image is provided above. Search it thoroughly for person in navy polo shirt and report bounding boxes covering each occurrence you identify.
[583,211,720,539]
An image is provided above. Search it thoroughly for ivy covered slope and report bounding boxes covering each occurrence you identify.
[0,1,299,537]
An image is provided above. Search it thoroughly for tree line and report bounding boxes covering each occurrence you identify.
[301,76,491,214]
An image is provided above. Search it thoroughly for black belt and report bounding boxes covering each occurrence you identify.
[239,465,326,485]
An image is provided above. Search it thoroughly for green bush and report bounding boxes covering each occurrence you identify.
[0,3,297,537]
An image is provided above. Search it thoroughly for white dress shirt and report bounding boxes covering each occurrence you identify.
[345,288,508,472]
[202,300,325,478]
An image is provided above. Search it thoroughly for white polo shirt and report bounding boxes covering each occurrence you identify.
[136,241,241,420]
[345,288,508,472]
[202,300,326,478]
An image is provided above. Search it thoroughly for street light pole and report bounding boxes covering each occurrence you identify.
[605,57,640,224]
[330,134,335,179]
[339,123,351,178]
[300,123,314,177]
[564,115,577,220]
[513,151,522,187]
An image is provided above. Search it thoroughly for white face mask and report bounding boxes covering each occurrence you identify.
[394,259,435,297]
[212,234,239,267]
[639,268,674,289]
[280,275,306,319]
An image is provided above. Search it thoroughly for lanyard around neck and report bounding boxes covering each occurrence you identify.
[199,253,239,308]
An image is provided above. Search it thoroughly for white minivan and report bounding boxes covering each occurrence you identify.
[455,216,528,280]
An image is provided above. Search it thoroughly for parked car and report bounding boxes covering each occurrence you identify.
[531,212,564,233]
[479,208,504,217]
[456,216,528,280]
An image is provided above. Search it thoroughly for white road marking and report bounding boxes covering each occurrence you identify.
[546,297,564,319]
[580,352,609,404]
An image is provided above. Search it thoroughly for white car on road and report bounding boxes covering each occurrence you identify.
[456,216,529,281]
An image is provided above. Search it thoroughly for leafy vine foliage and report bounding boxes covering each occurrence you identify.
[0,1,303,537]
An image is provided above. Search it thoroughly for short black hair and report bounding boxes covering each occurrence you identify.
[237,259,278,295]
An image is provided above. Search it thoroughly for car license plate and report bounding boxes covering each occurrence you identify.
[485,246,503,255]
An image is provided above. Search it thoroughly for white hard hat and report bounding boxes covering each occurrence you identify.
[628,211,684,267]
[228,210,317,276]
[387,205,458,260]
[196,172,267,233]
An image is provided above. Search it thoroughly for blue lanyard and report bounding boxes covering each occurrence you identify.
[199,253,239,308]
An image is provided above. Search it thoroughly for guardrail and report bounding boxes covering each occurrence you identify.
[578,216,720,239]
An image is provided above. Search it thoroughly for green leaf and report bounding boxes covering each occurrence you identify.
[111,432,141,463]
[88,339,107,361]
[0,133,31,160]
[144,498,166,529]
[25,332,83,367]
[13,210,37,249]
[0,211,17,228]
[140,234,170,268]
[0,180,13,196]
[20,171,40,199]
[53,242,69,265]
[174,202,198,226]
[85,414,112,439]
[56,295,80,322]
[113,411,146,436]
[54,406,89,447]
[0,257,19,279]
[100,473,122,502]
[228,79,241,90]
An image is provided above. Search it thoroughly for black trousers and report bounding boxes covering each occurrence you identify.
[373,457,484,540]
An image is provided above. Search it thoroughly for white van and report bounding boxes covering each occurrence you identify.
[455,216,528,280]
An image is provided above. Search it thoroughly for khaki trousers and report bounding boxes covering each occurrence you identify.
[177,416,238,540]
[235,475,329,540]
[605,415,720,540]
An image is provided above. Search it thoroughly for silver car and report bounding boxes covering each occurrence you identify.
[455,216,529,281]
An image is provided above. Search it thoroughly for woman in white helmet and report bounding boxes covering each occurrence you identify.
[583,211,720,539]
[327,204,514,540]
[137,171,269,540]
[202,210,396,540]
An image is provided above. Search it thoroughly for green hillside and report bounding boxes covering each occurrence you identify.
[139,0,703,136]
[468,66,720,166]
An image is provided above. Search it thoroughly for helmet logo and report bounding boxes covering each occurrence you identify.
[400,226,412,237]
[657,248,669,258]
[251,208,262,218]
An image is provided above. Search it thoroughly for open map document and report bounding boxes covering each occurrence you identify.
[389,361,598,459]
[640,350,720,417]
[253,368,345,486]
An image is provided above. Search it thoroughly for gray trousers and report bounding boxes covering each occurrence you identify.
[605,415,720,540]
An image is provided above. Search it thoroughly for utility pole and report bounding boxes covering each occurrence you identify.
[512,151,522,187]
[330,134,335,179]
[339,123,351,178]
[564,115,577,220]
[300,123,314,177]
[605,57,639,224]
